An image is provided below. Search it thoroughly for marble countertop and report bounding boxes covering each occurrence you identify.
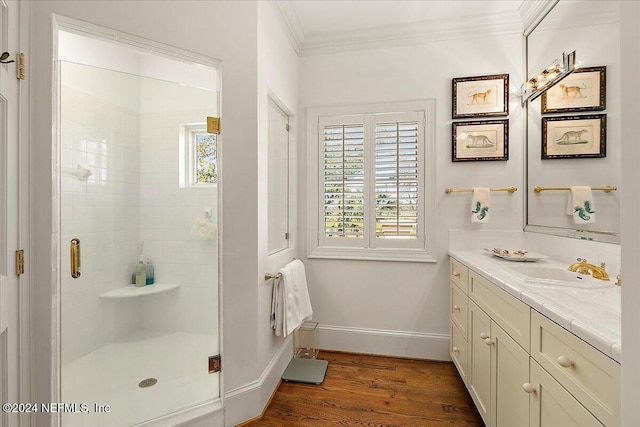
[449,249,621,363]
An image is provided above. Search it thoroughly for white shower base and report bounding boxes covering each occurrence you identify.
[62,329,219,427]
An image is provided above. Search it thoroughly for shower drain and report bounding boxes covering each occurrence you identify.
[138,378,158,388]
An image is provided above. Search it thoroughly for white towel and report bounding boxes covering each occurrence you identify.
[271,276,283,336]
[471,187,490,223]
[271,260,313,337]
[566,186,596,224]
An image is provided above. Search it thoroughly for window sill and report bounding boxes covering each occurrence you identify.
[308,246,436,263]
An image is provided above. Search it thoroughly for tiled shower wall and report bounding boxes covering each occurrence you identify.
[61,63,218,365]
[138,77,218,335]
[61,63,141,363]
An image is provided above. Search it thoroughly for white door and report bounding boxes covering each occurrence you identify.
[0,1,22,426]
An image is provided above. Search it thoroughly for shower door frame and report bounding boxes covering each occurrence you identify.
[51,15,224,427]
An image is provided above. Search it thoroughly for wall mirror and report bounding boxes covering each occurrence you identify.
[525,0,621,243]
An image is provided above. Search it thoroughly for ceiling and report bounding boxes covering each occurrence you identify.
[289,0,526,35]
[276,0,531,54]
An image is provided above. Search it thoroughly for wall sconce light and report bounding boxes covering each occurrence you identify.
[519,51,576,105]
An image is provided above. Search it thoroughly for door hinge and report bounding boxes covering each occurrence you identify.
[16,53,25,80]
[285,232,289,240]
[285,123,290,132]
[15,250,24,276]
[208,355,221,374]
[207,116,220,134]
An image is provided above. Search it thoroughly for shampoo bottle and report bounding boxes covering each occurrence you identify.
[135,259,147,287]
[146,258,154,285]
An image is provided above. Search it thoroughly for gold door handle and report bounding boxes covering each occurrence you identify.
[70,238,81,278]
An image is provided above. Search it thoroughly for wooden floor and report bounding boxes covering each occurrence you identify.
[245,351,483,426]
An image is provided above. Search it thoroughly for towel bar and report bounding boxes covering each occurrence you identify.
[264,258,298,281]
[445,186,517,194]
[533,185,617,193]
[265,272,282,280]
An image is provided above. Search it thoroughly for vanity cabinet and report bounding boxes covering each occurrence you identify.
[449,257,620,427]
[451,262,530,427]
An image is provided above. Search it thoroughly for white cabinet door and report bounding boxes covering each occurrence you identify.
[492,323,530,427]
[529,359,603,427]
[469,300,492,425]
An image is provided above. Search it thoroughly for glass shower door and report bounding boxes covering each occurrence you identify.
[58,38,220,426]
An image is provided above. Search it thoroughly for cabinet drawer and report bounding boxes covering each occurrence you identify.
[470,271,531,352]
[531,310,619,426]
[450,322,468,386]
[450,258,469,293]
[450,282,468,339]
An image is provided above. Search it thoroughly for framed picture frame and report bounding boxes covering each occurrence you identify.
[541,66,606,113]
[542,114,606,159]
[452,119,509,162]
[452,74,509,119]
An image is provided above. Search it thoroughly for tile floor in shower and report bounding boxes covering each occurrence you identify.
[62,329,219,426]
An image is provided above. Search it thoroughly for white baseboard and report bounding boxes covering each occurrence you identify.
[318,324,451,361]
[224,336,293,426]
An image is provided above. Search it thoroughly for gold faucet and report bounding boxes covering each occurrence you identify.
[568,258,610,281]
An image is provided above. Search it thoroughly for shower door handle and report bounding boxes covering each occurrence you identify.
[70,238,81,278]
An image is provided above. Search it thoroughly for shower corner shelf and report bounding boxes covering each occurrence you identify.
[99,283,180,299]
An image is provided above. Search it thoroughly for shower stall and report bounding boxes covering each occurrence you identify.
[57,29,221,426]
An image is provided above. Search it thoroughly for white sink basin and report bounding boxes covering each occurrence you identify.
[507,264,611,289]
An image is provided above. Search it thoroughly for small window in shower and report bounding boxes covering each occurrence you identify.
[181,124,218,187]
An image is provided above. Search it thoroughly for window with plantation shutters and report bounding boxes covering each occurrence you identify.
[310,102,435,262]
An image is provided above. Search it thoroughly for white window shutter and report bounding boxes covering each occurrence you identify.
[374,120,419,239]
[319,116,366,247]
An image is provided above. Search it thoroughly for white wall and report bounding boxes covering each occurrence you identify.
[223,1,301,425]
[30,2,260,426]
[298,31,524,358]
[257,0,299,364]
[620,1,640,425]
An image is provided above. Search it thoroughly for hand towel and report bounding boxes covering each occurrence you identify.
[281,260,313,337]
[471,187,490,223]
[271,275,283,336]
[566,186,596,224]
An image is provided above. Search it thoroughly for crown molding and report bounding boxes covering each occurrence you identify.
[274,0,303,55]
[519,0,559,36]
[299,11,524,57]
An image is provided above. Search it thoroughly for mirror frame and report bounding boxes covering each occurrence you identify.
[522,0,620,245]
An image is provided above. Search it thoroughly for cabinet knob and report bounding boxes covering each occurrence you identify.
[453,271,461,277]
[522,383,536,394]
[479,332,489,339]
[557,355,574,368]
[452,346,460,353]
[453,305,461,311]
[484,338,495,345]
